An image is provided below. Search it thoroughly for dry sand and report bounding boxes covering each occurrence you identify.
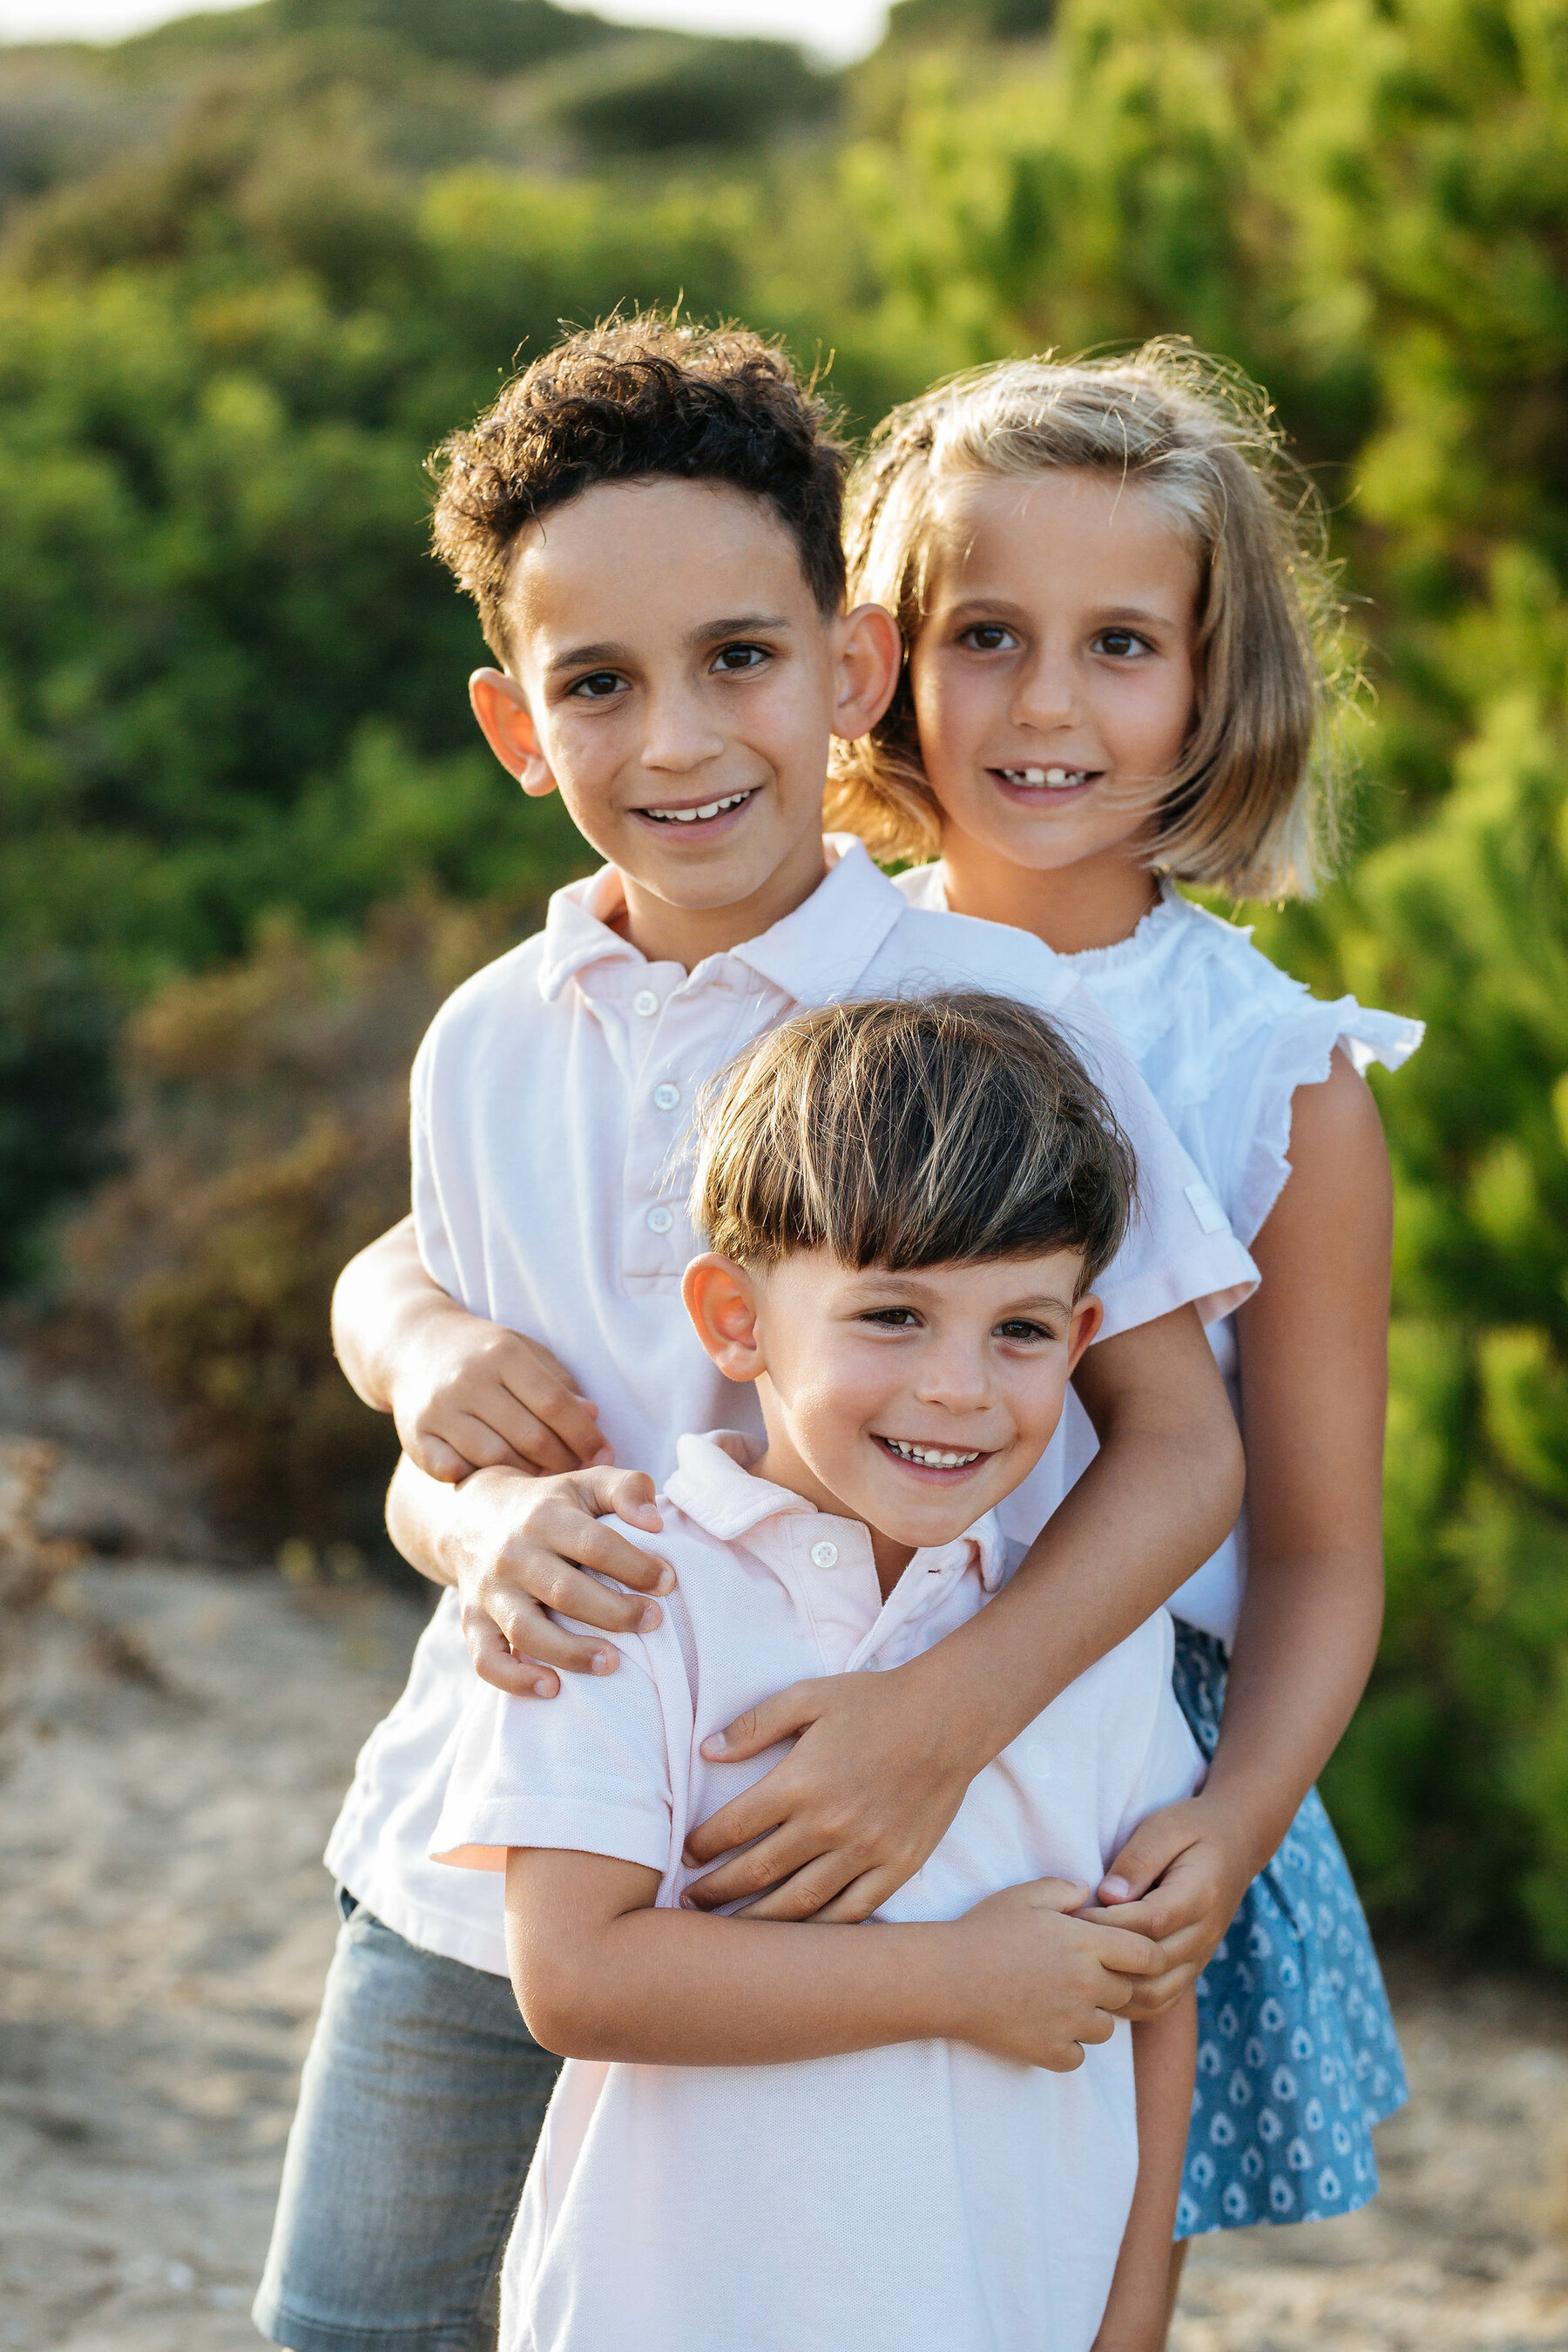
[2,1558,1565,2351]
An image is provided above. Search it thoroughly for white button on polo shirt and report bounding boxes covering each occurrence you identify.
[808,1539,839,1569]
[632,988,659,1017]
[646,1206,674,1234]
[652,1082,680,1112]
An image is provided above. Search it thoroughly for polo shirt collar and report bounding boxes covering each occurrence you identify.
[666,1429,1007,1592]
[536,837,906,1010]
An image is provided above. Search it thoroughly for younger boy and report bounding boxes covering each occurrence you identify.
[433,991,1204,2352]
[256,318,1250,2352]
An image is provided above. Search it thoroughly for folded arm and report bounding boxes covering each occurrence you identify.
[506,1848,1160,2073]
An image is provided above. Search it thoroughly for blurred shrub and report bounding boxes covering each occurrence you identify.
[0,956,120,1290]
[540,37,836,158]
[65,896,525,1557]
[1311,558,1568,1958]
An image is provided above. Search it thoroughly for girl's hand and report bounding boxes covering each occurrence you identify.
[948,1879,1161,2071]
[679,1663,987,1921]
[1078,1794,1258,2018]
[390,1310,612,1484]
[420,1462,674,1697]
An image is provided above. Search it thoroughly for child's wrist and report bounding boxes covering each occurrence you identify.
[896,1644,1017,1779]
[1182,1774,1288,1884]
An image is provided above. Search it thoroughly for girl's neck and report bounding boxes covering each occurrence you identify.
[937,828,1161,956]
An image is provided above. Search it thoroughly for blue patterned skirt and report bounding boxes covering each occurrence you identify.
[1170,1624,1408,2238]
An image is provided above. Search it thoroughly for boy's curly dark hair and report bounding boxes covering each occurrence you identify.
[429,314,849,664]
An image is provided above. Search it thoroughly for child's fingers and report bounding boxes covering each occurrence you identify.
[733,1851,882,1922]
[1097,1802,1202,1905]
[680,1817,819,1910]
[448,1399,586,1478]
[498,1361,607,1469]
[696,1679,821,1767]
[465,1612,561,1700]
[405,1429,479,1484]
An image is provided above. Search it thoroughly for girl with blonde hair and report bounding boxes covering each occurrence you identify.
[832,342,1420,2305]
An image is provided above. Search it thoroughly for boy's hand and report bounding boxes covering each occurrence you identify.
[1078,1794,1257,2017]
[443,1464,674,1698]
[948,1878,1160,2070]
[680,1665,983,1920]
[391,1311,611,1484]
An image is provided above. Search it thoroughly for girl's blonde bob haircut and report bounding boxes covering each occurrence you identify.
[828,341,1349,900]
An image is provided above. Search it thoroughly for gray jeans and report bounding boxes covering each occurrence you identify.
[252,1894,560,2352]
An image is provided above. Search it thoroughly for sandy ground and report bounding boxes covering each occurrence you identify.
[3,1558,1567,2352]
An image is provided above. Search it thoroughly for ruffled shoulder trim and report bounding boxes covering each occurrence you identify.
[1232,998,1423,1248]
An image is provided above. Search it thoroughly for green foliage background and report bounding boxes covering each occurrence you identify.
[3,0,1567,1963]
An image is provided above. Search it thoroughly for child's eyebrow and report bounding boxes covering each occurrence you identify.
[686,613,791,645]
[545,640,627,678]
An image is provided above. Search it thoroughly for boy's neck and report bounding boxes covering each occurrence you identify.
[938,828,1162,956]
[612,828,830,972]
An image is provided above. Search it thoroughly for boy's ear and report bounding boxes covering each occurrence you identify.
[1065,1292,1105,1378]
[831,604,902,743]
[682,1254,766,1384]
[470,669,555,796]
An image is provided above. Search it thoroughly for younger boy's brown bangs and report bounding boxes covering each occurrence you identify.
[693,993,1136,1286]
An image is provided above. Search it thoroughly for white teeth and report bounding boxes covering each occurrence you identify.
[645,790,753,824]
[884,1438,983,1469]
[1001,766,1091,789]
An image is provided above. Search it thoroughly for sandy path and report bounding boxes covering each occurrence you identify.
[3,1560,1566,2350]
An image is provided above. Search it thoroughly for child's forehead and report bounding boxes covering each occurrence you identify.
[504,476,821,656]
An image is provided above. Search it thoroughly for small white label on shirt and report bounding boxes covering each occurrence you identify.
[1184,1179,1228,1236]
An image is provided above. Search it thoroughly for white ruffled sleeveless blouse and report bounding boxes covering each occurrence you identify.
[895,869,1423,1643]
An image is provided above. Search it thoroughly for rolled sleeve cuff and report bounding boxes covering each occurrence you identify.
[431,1795,671,1878]
[1093,1232,1259,1339]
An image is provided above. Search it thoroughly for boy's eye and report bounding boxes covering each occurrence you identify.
[568,669,627,700]
[862,1307,921,1328]
[959,624,1018,653]
[995,1318,1051,1343]
[1093,630,1152,659]
[711,642,769,673]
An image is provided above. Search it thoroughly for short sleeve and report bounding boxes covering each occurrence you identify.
[1227,1000,1424,1248]
[409,1021,465,1301]
[1055,987,1260,1334]
[430,1619,675,1879]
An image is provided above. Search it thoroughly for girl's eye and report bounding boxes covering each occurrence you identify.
[1094,630,1151,659]
[712,643,769,673]
[959,624,1018,653]
[568,670,626,700]
[995,1319,1051,1343]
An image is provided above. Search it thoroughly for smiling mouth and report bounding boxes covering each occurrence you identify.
[993,766,1099,790]
[637,788,759,826]
[876,1436,989,1470]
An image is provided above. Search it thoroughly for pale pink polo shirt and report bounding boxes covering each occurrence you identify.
[432,1431,1205,2352]
[324,838,1254,1975]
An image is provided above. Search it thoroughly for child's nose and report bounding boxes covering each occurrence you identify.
[1012,652,1078,727]
[639,686,726,772]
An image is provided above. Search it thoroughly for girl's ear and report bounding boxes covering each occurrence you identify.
[832,603,903,742]
[1064,1291,1105,1378]
[683,1254,766,1384]
[470,669,556,796]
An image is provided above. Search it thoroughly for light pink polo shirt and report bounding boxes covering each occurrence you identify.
[432,1430,1205,2352]
[324,839,1254,1975]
